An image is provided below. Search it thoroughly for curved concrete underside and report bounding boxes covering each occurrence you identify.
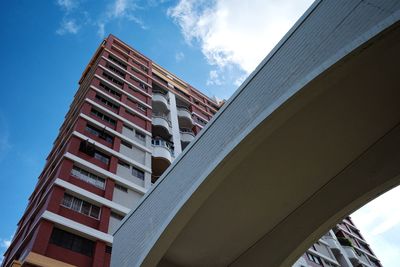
[112,1,400,266]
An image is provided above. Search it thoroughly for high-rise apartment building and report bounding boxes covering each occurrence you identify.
[295,216,382,267]
[2,34,222,267]
[2,35,381,267]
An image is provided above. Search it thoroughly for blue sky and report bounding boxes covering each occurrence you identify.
[0,0,399,266]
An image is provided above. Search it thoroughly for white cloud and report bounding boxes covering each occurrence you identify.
[108,0,139,18]
[234,74,247,87]
[97,22,105,38]
[56,19,80,35]
[168,0,314,87]
[0,236,12,263]
[113,0,129,17]
[175,51,185,62]
[0,239,11,249]
[57,0,78,11]
[352,185,400,267]
[207,70,223,86]
[56,0,147,37]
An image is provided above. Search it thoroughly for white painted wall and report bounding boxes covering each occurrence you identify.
[120,143,146,165]
[108,215,123,234]
[116,163,145,187]
[112,187,143,209]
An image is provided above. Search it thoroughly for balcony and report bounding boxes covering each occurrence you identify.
[180,128,195,143]
[343,246,360,265]
[152,114,172,139]
[324,236,342,254]
[151,138,174,183]
[177,106,193,128]
[358,252,373,267]
[152,92,169,113]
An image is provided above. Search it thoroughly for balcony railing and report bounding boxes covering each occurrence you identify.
[323,236,342,254]
[177,107,193,128]
[177,106,190,112]
[343,246,360,264]
[152,113,171,127]
[179,128,194,134]
[152,138,174,156]
[152,92,170,113]
[180,128,195,143]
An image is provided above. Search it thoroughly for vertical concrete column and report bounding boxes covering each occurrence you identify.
[99,206,111,233]
[92,241,106,267]
[168,92,182,156]
[144,151,152,189]
[47,186,65,214]
[32,221,53,255]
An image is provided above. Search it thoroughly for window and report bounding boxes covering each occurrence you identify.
[139,82,147,90]
[79,140,95,156]
[115,183,128,192]
[118,160,130,168]
[306,253,322,265]
[108,55,127,69]
[99,82,121,98]
[154,74,168,85]
[90,108,116,126]
[71,166,105,189]
[195,116,207,126]
[61,193,101,219]
[126,110,136,118]
[128,85,138,93]
[152,84,168,95]
[94,150,110,164]
[102,72,123,87]
[132,167,144,180]
[85,124,113,144]
[137,103,147,112]
[95,94,119,110]
[174,87,190,99]
[50,228,94,256]
[121,140,132,149]
[140,65,148,73]
[135,131,145,141]
[111,212,124,220]
[106,63,125,78]
[79,140,110,164]
[123,124,133,131]
[110,46,128,61]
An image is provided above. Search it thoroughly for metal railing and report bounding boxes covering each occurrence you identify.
[151,138,175,156]
[152,113,171,127]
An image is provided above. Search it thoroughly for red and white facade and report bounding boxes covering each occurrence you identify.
[2,35,222,267]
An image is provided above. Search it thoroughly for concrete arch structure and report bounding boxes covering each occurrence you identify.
[111,1,400,266]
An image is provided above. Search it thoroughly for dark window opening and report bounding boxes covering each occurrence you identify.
[90,108,116,126]
[95,94,119,110]
[106,63,125,78]
[85,124,113,144]
[108,55,127,69]
[94,150,110,164]
[132,167,144,180]
[79,140,95,157]
[99,82,122,98]
[50,228,94,257]
[102,72,123,87]
[115,183,128,192]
